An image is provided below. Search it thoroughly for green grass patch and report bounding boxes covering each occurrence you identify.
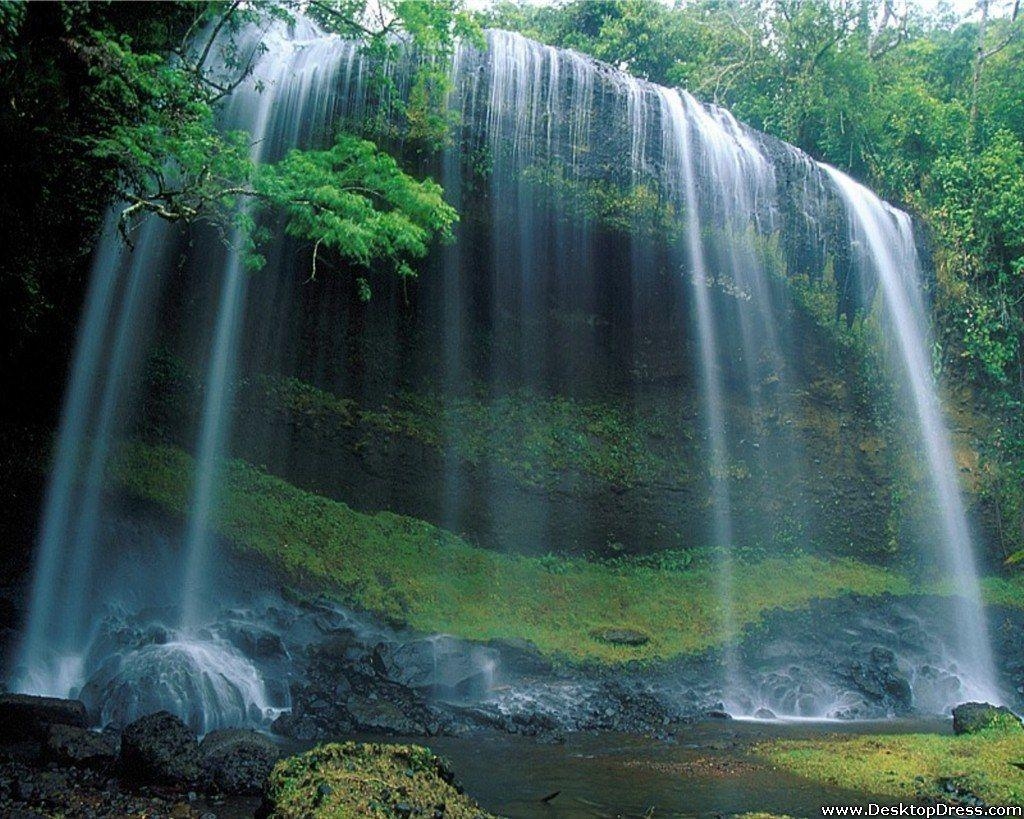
[758,729,1024,806]
[108,440,928,663]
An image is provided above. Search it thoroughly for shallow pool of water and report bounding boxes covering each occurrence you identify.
[395,718,949,818]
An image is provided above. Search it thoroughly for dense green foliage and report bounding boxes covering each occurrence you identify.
[481,0,1024,563]
[0,0,466,374]
[257,135,455,291]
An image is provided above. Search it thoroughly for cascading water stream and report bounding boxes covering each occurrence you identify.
[17,223,143,697]
[657,86,741,699]
[14,21,351,731]
[822,165,1000,703]
[11,22,1003,730]
[179,34,298,630]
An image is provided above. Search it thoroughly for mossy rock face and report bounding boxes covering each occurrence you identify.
[264,742,496,818]
[952,702,1022,735]
[109,441,972,665]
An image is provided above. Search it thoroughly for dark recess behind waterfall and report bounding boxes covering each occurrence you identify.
[0,2,206,593]
[127,169,893,565]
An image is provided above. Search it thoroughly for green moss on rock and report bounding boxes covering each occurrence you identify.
[265,742,495,818]
[355,387,686,490]
[110,440,924,663]
[952,702,1023,735]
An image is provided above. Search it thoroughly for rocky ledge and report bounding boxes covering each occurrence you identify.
[0,696,278,816]
[0,694,496,818]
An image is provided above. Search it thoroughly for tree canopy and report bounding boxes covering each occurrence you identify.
[0,0,471,348]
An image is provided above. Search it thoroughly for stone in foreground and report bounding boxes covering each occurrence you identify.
[951,702,1022,735]
[0,693,88,741]
[45,724,118,768]
[200,728,280,795]
[120,710,201,784]
[265,742,494,818]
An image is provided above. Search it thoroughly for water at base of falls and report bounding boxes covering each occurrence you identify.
[18,625,282,735]
[719,657,995,722]
[82,636,277,735]
[11,511,290,733]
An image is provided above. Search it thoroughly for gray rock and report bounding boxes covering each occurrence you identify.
[44,724,117,768]
[952,702,1022,735]
[0,694,88,741]
[590,628,650,647]
[345,694,427,735]
[849,646,912,711]
[120,711,201,784]
[373,637,496,697]
[219,621,288,660]
[199,728,279,794]
[487,637,554,678]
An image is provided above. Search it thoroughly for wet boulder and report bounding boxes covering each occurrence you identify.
[44,724,118,768]
[219,620,288,660]
[345,693,430,736]
[952,702,1022,735]
[373,637,496,697]
[120,711,201,784]
[849,647,912,712]
[0,694,88,741]
[486,637,553,679]
[200,728,280,794]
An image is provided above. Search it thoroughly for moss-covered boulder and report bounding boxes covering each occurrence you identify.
[952,702,1022,735]
[264,742,496,818]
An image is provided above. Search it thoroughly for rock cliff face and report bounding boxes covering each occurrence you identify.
[128,29,958,566]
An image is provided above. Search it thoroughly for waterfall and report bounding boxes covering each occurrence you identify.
[657,86,740,697]
[11,22,1001,728]
[822,165,999,703]
[179,23,349,629]
[13,21,351,731]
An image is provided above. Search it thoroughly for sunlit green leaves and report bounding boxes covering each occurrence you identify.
[255,134,455,293]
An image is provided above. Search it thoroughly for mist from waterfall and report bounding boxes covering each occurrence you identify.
[10,21,1001,730]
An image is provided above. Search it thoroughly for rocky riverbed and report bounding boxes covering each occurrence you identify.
[4,693,1018,818]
